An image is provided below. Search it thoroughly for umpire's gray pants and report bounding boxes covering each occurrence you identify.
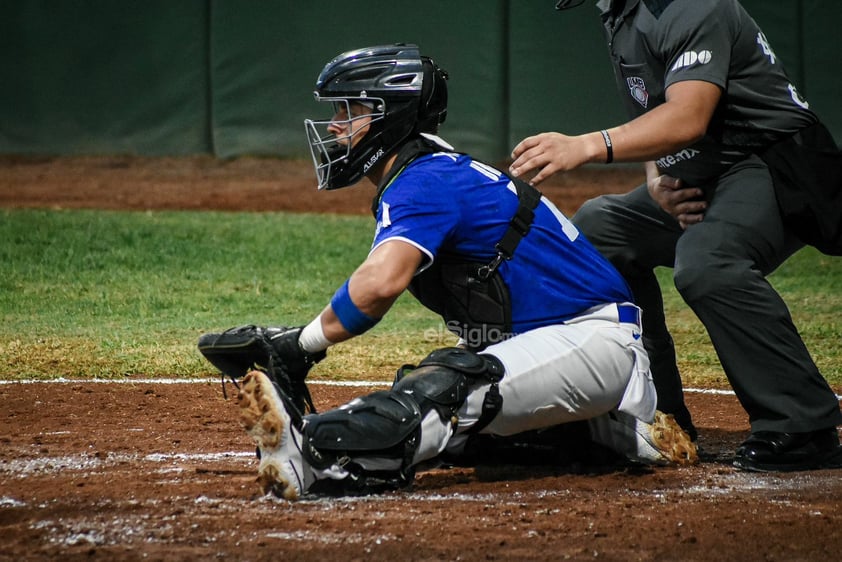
[572,155,842,435]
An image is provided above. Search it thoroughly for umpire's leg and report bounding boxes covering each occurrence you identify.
[572,183,694,437]
[674,157,842,433]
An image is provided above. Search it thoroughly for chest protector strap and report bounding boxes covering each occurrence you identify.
[484,178,542,276]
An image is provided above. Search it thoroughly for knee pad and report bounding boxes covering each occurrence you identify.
[301,390,424,496]
[300,347,506,493]
[393,347,505,431]
[302,390,422,468]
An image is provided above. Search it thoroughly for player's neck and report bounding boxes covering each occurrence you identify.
[364,152,399,187]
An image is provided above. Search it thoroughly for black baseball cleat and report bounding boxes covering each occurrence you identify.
[733,427,842,472]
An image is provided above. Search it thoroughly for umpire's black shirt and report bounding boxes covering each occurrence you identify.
[598,0,817,185]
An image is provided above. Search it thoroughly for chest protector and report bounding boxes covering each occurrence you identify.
[410,177,541,350]
[373,138,542,350]
[408,256,511,350]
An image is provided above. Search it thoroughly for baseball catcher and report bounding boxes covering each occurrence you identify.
[198,43,697,500]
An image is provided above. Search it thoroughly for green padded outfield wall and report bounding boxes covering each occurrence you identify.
[1,1,839,162]
[207,0,508,159]
[1,0,212,155]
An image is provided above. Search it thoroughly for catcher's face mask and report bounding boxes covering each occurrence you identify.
[304,95,385,190]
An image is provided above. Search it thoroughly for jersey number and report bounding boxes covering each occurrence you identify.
[469,160,579,242]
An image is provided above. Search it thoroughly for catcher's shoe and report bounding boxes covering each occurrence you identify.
[237,370,315,500]
[588,410,699,466]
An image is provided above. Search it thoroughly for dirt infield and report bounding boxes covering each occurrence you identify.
[0,154,638,217]
[3,381,842,561]
[2,156,842,561]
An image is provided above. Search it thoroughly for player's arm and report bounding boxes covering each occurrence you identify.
[509,80,722,185]
[298,239,424,351]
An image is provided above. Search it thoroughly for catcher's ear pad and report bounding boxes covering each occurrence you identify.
[197,331,270,379]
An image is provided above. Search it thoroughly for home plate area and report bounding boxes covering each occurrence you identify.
[2,379,842,561]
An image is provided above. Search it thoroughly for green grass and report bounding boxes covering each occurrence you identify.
[0,209,448,379]
[1,208,840,387]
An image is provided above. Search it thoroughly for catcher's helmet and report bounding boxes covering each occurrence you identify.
[304,43,448,190]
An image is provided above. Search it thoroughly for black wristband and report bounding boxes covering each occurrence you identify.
[600,129,613,164]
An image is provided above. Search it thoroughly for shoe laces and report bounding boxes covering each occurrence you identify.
[220,372,239,400]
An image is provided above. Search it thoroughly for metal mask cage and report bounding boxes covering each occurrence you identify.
[304,95,386,190]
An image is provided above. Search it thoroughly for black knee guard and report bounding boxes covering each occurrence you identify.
[301,390,422,495]
[393,347,504,426]
[300,347,505,495]
[302,390,421,465]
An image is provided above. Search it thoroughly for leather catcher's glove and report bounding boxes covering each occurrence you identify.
[197,325,326,415]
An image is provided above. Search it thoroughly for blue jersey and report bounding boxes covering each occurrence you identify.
[371,145,633,335]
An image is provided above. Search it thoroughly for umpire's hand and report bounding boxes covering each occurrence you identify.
[647,174,707,229]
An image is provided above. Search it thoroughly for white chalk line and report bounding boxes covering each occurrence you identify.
[3,376,841,400]
[0,377,385,386]
[0,376,733,394]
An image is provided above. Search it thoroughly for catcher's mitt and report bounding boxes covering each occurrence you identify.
[197,325,325,416]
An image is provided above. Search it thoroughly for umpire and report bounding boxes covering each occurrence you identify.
[510,0,842,472]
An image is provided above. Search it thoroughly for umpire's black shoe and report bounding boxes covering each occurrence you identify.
[733,428,842,472]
